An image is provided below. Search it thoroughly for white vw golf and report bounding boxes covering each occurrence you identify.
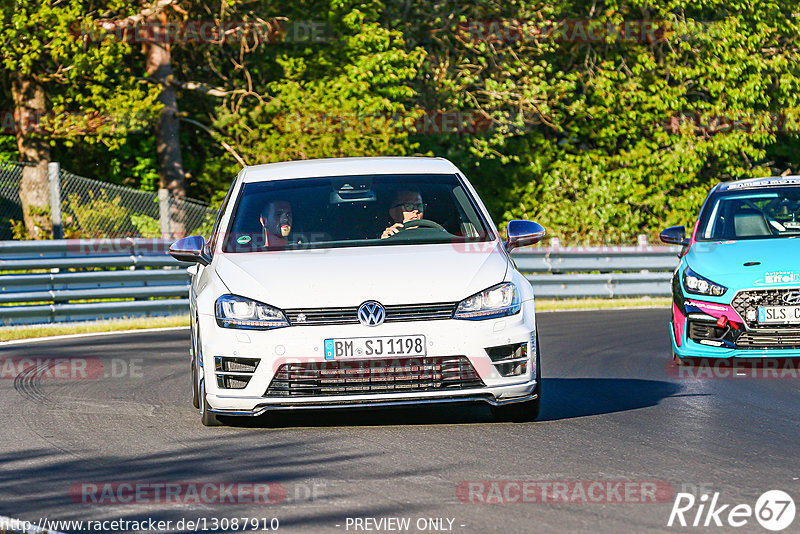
[169,157,546,426]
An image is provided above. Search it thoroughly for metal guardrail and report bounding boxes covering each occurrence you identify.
[0,240,681,326]
[0,239,190,325]
[515,246,680,299]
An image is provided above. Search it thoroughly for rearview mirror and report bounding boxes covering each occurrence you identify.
[505,220,546,252]
[169,235,210,265]
[659,226,689,246]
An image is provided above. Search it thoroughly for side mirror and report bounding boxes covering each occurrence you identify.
[169,235,211,266]
[505,220,546,252]
[659,226,690,246]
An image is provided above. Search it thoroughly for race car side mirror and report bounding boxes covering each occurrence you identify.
[659,226,689,246]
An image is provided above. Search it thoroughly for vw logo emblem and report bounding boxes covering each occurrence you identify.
[783,291,800,305]
[358,301,385,326]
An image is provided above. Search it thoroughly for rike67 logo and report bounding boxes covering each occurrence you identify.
[668,490,796,531]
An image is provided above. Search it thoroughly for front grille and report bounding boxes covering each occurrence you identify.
[736,332,800,349]
[732,288,800,330]
[265,356,484,397]
[284,302,457,326]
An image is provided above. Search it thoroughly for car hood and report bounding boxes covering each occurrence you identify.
[686,237,800,288]
[214,242,510,308]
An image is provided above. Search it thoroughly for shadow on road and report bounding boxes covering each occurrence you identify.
[223,378,684,428]
[538,378,683,422]
[225,403,495,429]
[0,438,433,532]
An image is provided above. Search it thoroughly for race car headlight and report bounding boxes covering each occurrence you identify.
[453,283,521,320]
[682,268,727,297]
[215,295,290,330]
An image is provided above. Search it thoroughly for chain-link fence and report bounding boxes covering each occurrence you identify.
[0,161,27,240]
[0,161,217,240]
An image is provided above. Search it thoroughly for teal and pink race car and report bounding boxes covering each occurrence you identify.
[661,175,800,360]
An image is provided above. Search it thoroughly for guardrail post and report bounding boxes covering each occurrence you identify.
[158,188,171,239]
[48,162,62,239]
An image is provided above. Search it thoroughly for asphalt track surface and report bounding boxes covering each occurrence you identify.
[2,308,800,534]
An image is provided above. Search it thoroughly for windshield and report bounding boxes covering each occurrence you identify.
[222,173,493,252]
[697,186,800,241]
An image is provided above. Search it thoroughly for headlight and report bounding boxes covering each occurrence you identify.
[215,295,290,330]
[453,283,521,320]
[682,267,727,296]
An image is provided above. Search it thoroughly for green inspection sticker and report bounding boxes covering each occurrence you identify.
[237,235,251,244]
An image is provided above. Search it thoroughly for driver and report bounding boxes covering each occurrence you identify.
[260,200,293,246]
[381,189,427,239]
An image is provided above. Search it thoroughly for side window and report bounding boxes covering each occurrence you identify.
[207,178,237,256]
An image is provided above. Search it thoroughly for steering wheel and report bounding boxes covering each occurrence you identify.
[397,219,446,232]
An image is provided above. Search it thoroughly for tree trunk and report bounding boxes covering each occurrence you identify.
[11,74,52,239]
[147,22,186,238]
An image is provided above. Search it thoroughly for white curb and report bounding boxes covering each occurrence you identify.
[0,326,189,347]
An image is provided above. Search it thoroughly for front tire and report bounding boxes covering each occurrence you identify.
[191,322,200,409]
[191,359,200,409]
[200,379,223,427]
[491,338,542,423]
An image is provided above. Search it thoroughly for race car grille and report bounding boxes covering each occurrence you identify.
[735,332,800,350]
[284,302,457,326]
[264,356,484,397]
[688,322,726,341]
[731,288,800,330]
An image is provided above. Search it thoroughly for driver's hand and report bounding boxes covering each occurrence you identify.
[381,223,404,239]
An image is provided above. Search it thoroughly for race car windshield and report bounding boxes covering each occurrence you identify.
[221,173,494,252]
[697,186,800,241]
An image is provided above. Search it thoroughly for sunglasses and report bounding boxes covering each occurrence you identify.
[392,202,427,212]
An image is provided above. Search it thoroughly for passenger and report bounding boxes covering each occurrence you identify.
[260,200,293,246]
[381,189,427,239]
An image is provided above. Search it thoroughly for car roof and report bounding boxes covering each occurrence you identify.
[239,157,460,183]
[718,175,800,192]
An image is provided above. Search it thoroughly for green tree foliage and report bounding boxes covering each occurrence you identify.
[0,0,161,145]
[2,0,799,242]
[394,0,800,242]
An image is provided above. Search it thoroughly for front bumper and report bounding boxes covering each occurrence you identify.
[199,302,538,414]
[671,292,800,358]
[671,323,800,359]
[209,383,539,416]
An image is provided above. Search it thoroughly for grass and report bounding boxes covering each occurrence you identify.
[536,297,671,311]
[0,299,671,341]
[0,315,189,342]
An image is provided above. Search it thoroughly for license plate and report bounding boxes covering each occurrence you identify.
[323,335,426,360]
[758,306,800,324]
